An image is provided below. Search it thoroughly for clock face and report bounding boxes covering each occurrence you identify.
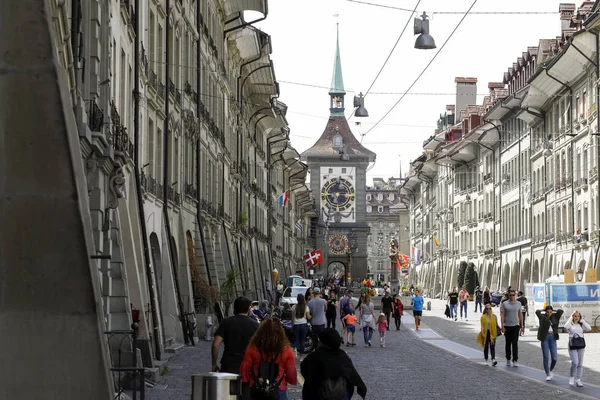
[321,177,355,212]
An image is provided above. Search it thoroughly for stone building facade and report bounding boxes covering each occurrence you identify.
[46,0,312,393]
[403,2,600,299]
[365,178,408,282]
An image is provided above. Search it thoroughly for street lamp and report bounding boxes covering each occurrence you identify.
[414,12,436,50]
[353,92,369,117]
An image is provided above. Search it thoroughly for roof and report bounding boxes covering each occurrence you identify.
[300,116,376,162]
[329,24,345,94]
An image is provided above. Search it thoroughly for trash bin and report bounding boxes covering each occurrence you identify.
[427,301,431,311]
[191,372,242,400]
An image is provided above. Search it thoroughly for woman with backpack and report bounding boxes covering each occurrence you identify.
[240,318,297,400]
[359,294,376,347]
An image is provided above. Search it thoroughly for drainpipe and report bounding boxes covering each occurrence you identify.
[133,0,161,360]
[483,119,502,278]
[195,0,213,289]
[163,2,188,344]
[595,30,600,269]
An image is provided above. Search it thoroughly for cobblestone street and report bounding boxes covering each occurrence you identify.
[145,302,600,400]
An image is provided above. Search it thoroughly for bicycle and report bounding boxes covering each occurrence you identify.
[181,311,197,346]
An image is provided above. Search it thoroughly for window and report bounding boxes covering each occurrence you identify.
[366,194,371,201]
[341,168,347,174]
[377,193,383,201]
[378,206,383,213]
[366,205,372,213]
[333,134,343,148]
[328,168,333,174]
[389,193,395,201]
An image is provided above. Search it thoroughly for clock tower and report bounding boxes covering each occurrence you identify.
[300,24,376,284]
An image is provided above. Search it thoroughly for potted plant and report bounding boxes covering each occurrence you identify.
[220,267,241,317]
[194,276,219,340]
[239,211,248,227]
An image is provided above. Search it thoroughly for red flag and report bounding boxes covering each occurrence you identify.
[304,249,323,266]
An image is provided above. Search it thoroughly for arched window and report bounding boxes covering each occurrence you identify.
[333,134,343,149]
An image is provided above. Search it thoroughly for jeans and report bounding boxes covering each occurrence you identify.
[504,325,520,362]
[474,299,482,313]
[484,331,495,360]
[541,333,557,374]
[362,326,374,344]
[569,348,585,379]
[312,324,325,350]
[449,303,458,319]
[383,309,392,330]
[326,314,336,329]
[293,323,308,353]
[394,315,402,329]
[460,301,468,319]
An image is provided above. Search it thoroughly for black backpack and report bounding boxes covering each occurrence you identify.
[250,353,283,400]
[318,376,347,400]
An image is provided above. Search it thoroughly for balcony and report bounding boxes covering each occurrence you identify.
[184,183,198,200]
[140,44,149,76]
[109,101,133,157]
[86,99,104,133]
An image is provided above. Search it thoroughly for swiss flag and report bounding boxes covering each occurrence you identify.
[304,249,323,267]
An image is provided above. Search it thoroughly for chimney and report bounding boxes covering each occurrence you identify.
[455,77,478,120]
[559,3,576,33]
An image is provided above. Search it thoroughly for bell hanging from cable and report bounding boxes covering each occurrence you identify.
[414,12,436,50]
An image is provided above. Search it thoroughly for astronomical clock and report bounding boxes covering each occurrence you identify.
[320,166,356,223]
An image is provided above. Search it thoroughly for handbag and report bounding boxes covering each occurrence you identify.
[569,334,586,349]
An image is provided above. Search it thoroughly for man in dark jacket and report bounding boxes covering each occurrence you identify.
[300,328,367,399]
[535,305,564,381]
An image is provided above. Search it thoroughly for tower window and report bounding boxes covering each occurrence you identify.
[328,168,333,174]
[378,206,383,213]
[333,133,343,148]
[342,168,347,174]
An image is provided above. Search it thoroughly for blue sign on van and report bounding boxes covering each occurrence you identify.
[550,284,600,302]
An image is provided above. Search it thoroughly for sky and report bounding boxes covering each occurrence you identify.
[255,0,570,185]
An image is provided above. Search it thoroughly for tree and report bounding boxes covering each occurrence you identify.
[464,262,477,295]
[457,261,467,289]
[221,267,241,317]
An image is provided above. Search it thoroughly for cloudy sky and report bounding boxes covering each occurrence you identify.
[256,0,569,184]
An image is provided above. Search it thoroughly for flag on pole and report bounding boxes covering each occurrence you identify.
[433,234,440,246]
[295,219,303,233]
[412,247,421,265]
[279,190,289,207]
[304,249,323,266]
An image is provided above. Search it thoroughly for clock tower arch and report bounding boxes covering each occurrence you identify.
[300,24,375,284]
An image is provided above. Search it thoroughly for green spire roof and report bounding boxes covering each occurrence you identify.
[329,23,345,94]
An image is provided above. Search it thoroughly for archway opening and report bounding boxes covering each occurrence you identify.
[532,260,540,284]
[521,259,531,290]
[501,263,510,290]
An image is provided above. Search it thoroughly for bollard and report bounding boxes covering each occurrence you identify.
[192,372,242,399]
[427,301,431,311]
[204,315,213,341]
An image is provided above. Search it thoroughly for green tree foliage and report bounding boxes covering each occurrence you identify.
[457,261,467,289]
[464,262,477,295]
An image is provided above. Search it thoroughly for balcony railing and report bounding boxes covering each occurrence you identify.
[110,101,133,156]
[87,99,104,133]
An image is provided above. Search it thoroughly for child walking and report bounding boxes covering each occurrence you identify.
[377,313,388,347]
[343,309,357,346]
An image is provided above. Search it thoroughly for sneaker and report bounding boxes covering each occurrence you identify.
[576,379,584,387]
[569,377,575,386]
[455,317,457,321]
[506,360,511,367]
[346,343,351,347]
[485,360,490,366]
[465,318,468,321]
[368,341,372,347]
[382,344,386,348]
[364,344,369,347]
[513,361,518,367]
[492,360,498,367]
[545,374,552,381]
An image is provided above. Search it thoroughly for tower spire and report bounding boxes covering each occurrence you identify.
[329,19,345,116]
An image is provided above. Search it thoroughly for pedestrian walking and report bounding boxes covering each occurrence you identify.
[240,318,297,400]
[447,287,459,321]
[211,296,259,374]
[343,309,357,346]
[535,305,563,381]
[300,328,367,400]
[377,313,388,347]
[459,286,469,321]
[564,311,592,387]
[291,294,311,359]
[474,286,483,313]
[517,291,529,335]
[411,288,424,330]
[339,289,354,344]
[500,288,524,367]
[359,294,376,347]
[380,289,393,330]
[483,286,491,306]
[477,304,499,366]
[392,294,404,330]
[326,292,337,329]
[308,287,327,348]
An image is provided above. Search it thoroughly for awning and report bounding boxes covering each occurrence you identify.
[229,26,261,60]
[224,0,268,20]
[484,87,528,121]
[423,131,445,151]
[522,30,596,110]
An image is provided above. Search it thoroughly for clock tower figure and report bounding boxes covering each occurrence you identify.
[300,23,376,284]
